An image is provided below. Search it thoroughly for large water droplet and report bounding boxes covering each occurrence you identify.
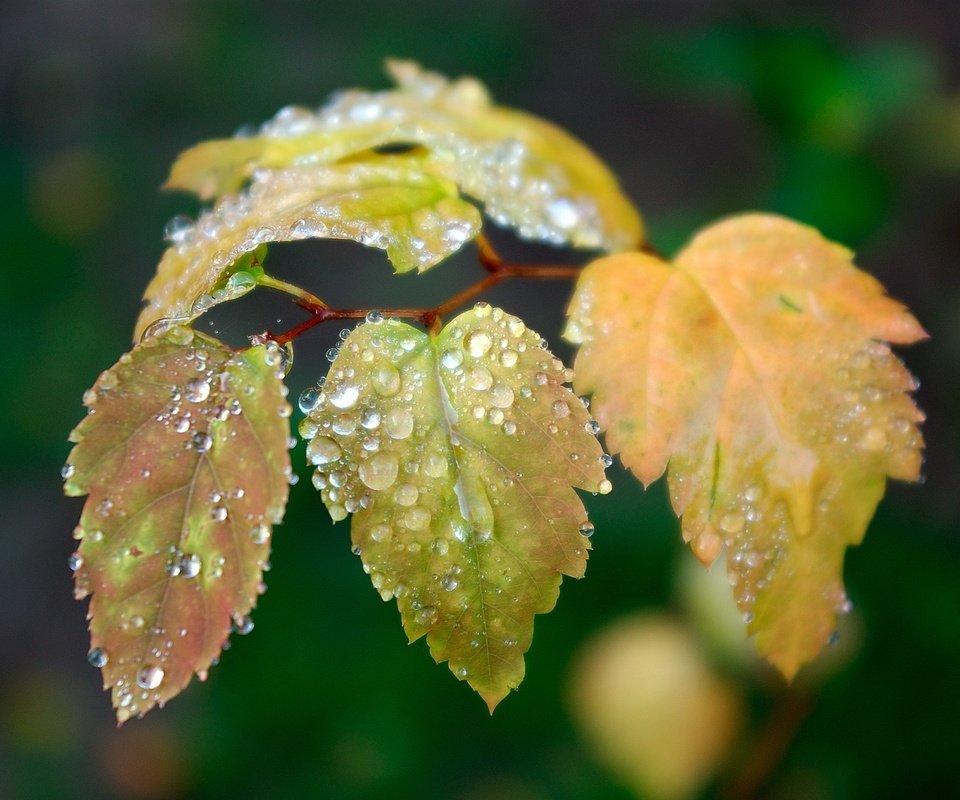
[87,648,108,668]
[185,378,211,403]
[385,408,414,439]
[464,330,493,358]
[307,436,342,465]
[329,384,359,409]
[358,452,400,491]
[136,664,165,690]
[373,364,401,396]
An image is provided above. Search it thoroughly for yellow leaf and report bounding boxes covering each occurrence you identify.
[301,305,610,710]
[134,157,480,340]
[565,214,925,679]
[166,60,642,253]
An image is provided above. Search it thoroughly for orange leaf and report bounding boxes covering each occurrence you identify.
[565,214,925,679]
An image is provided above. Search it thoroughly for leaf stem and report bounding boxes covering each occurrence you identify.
[265,235,582,345]
[257,273,329,311]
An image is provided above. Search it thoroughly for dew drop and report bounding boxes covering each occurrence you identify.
[250,523,271,545]
[369,363,400,397]
[384,408,414,439]
[551,400,570,418]
[468,367,494,391]
[490,384,514,408]
[464,330,493,358]
[61,463,75,481]
[232,615,255,635]
[365,310,384,324]
[185,378,211,403]
[329,384,359,409]
[87,648,108,668]
[578,521,595,537]
[178,553,202,578]
[192,432,213,453]
[358,452,400,491]
[306,436,342,465]
[136,664,164,690]
[423,452,448,478]
[441,349,464,369]
[298,387,321,413]
[598,479,612,495]
[393,484,419,506]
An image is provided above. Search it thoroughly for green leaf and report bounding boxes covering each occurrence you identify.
[64,328,292,721]
[301,305,610,710]
[564,214,925,679]
[167,60,642,253]
[135,156,481,340]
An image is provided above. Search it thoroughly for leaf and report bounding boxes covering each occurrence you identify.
[565,214,925,679]
[300,305,610,710]
[167,60,642,254]
[134,156,481,340]
[63,328,291,721]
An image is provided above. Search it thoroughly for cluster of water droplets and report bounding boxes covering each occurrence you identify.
[248,60,626,250]
[298,303,611,684]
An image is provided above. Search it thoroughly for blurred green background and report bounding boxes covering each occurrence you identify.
[2,1,959,798]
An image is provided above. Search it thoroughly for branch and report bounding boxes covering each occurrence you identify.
[262,235,582,345]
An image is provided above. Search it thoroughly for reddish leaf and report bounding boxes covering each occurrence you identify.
[64,329,291,721]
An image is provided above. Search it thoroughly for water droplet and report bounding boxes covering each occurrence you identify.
[473,302,492,318]
[298,387,321,413]
[499,350,518,368]
[441,349,464,369]
[178,553,202,578]
[441,574,459,591]
[360,408,381,429]
[393,484,419,506]
[551,400,570,418]
[326,347,340,362]
[306,435,342,465]
[232,615,254,635]
[210,505,228,523]
[185,378,211,403]
[578,522,595,537]
[87,648,108,668]
[502,421,517,435]
[373,364,401,396]
[61,463,75,481]
[468,367,494,391]
[136,664,165,690]
[598,479,612,494]
[250,523,271,545]
[370,524,392,543]
[329,384,359,409]
[584,420,600,435]
[415,606,438,626]
[68,553,83,571]
[384,408,414,439]
[332,413,356,435]
[489,384,514,408]
[600,454,614,468]
[365,310,384,324]
[192,432,213,453]
[404,506,431,530]
[464,330,493,358]
[423,452,448,478]
[359,452,400,491]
